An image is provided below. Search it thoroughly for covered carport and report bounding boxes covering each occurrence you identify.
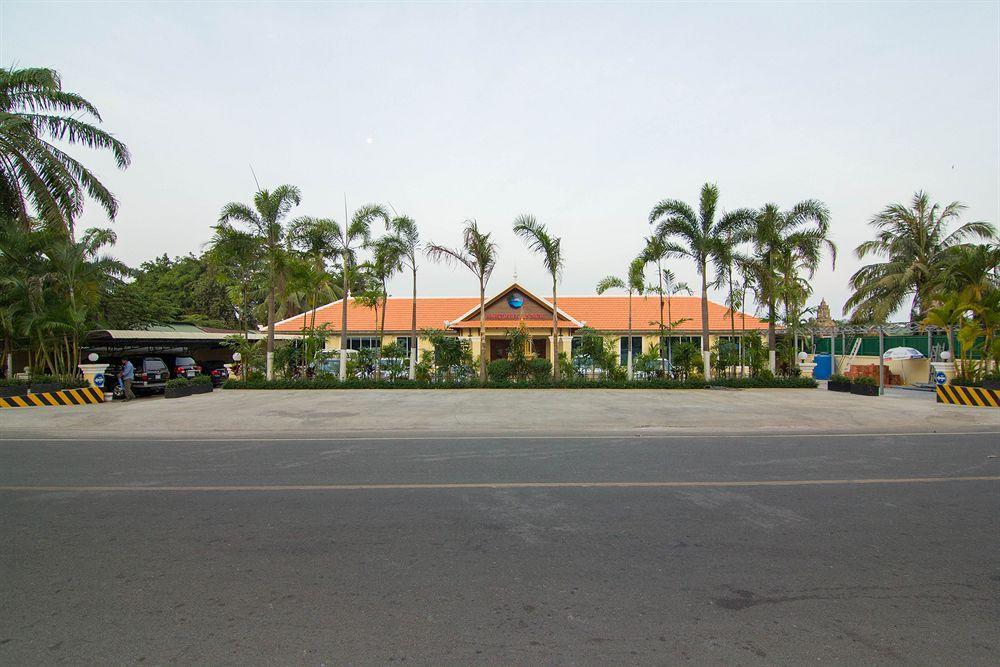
[83,324,299,367]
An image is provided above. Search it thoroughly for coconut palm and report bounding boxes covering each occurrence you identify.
[935,243,1000,304]
[512,215,564,379]
[648,183,752,378]
[845,191,996,323]
[739,201,834,372]
[426,220,498,383]
[0,67,130,233]
[387,214,421,379]
[596,257,646,380]
[218,185,302,379]
[329,204,390,380]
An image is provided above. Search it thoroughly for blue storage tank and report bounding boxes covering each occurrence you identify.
[813,353,832,380]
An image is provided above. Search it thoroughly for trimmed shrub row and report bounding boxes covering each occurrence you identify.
[222,376,818,391]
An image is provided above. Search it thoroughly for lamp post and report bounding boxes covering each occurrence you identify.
[233,352,243,381]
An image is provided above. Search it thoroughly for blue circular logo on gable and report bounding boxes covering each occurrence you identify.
[507,292,524,309]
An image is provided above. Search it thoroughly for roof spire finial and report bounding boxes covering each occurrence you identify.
[513,263,517,282]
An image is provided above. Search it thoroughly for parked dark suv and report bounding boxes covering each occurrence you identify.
[165,355,202,380]
[106,356,169,395]
[201,360,230,386]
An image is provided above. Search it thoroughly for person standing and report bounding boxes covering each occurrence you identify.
[119,357,135,401]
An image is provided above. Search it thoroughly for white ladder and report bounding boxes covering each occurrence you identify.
[840,337,862,374]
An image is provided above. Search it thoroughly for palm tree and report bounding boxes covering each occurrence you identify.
[426,220,498,383]
[218,185,302,380]
[387,215,421,379]
[648,183,752,378]
[512,215,564,379]
[845,191,996,323]
[658,269,693,368]
[287,216,340,362]
[0,67,130,233]
[368,235,405,378]
[329,204,390,380]
[740,201,834,372]
[936,243,1000,304]
[596,257,646,380]
[639,236,671,369]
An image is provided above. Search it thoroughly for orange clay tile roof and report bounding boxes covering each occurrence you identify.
[274,294,770,333]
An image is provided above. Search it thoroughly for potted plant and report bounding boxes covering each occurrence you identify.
[983,373,1000,391]
[827,373,851,392]
[28,374,62,394]
[0,379,29,398]
[164,377,191,399]
[850,375,880,396]
[189,375,213,394]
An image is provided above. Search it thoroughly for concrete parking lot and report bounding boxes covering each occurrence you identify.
[2,386,998,438]
[2,389,997,664]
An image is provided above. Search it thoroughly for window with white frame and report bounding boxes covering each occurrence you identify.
[345,336,380,351]
[619,336,642,365]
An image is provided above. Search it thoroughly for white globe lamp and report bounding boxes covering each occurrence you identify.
[87,352,99,362]
[232,352,242,362]
[941,350,951,361]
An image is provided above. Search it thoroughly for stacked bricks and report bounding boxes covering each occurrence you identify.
[846,364,902,385]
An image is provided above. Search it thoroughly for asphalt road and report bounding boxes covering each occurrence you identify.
[1,431,998,664]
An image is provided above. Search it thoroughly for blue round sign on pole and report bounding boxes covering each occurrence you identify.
[94,373,105,388]
[934,371,946,386]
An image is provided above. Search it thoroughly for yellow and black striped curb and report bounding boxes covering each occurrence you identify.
[936,384,1000,408]
[0,386,104,408]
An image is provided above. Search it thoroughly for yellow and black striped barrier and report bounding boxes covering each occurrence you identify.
[936,384,1000,407]
[0,386,105,408]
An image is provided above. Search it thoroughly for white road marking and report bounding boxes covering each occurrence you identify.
[1,476,998,493]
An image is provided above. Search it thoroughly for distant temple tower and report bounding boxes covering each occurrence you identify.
[816,298,834,327]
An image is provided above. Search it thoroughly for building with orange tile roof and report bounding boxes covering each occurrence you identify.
[275,282,772,365]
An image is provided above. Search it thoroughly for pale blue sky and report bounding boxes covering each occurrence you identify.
[3,1,998,319]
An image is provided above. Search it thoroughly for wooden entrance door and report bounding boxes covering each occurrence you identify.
[490,338,510,360]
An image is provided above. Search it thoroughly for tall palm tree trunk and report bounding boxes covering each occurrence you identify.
[657,265,665,369]
[727,264,736,378]
[479,280,486,383]
[266,281,276,380]
[410,266,417,380]
[700,264,711,379]
[551,276,559,380]
[667,295,673,369]
[627,292,633,381]
[340,254,349,381]
[767,299,777,373]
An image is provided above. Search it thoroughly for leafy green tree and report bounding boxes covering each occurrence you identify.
[218,185,302,379]
[649,183,752,378]
[845,191,996,323]
[596,257,646,379]
[738,200,834,372]
[206,226,265,336]
[513,214,564,379]
[426,220,498,383]
[0,67,130,233]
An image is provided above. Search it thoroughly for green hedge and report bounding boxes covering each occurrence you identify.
[222,376,818,390]
[165,377,190,388]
